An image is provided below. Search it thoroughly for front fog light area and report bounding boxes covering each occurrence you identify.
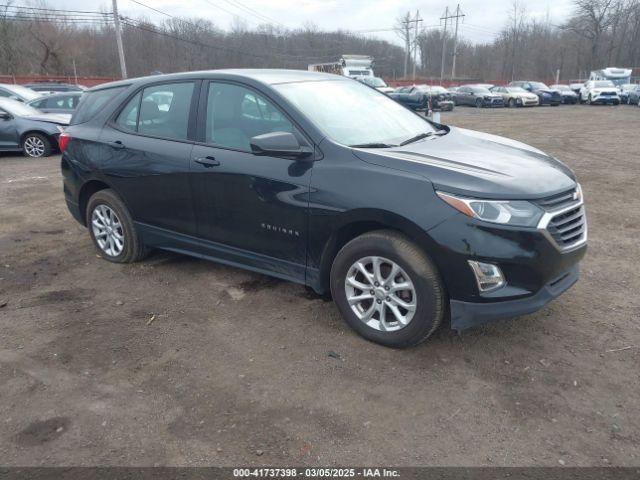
[468,260,505,292]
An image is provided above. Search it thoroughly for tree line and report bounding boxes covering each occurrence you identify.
[1,0,639,83]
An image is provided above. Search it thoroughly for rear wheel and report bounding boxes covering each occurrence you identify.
[508,98,516,108]
[86,189,148,263]
[22,133,52,158]
[330,230,445,348]
[475,98,483,108]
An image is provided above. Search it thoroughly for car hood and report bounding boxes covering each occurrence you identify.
[352,126,576,199]
[533,88,559,95]
[592,88,619,94]
[22,113,71,125]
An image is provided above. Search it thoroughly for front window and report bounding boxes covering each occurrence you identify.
[594,81,614,88]
[274,79,435,147]
[363,77,387,88]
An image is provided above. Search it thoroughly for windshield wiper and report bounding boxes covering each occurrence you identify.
[350,142,396,148]
[399,132,434,146]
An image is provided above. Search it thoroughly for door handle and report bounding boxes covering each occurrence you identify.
[194,156,220,168]
[109,140,125,149]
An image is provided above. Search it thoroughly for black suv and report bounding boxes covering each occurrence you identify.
[61,70,587,348]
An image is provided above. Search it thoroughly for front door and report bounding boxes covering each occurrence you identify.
[0,109,18,149]
[189,81,313,280]
[98,81,198,236]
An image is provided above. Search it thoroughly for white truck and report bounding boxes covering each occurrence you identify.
[308,55,375,78]
[589,67,632,87]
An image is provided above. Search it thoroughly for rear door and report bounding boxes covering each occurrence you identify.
[99,80,199,236]
[188,80,313,278]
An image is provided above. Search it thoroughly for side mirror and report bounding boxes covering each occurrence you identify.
[0,111,11,120]
[250,132,313,160]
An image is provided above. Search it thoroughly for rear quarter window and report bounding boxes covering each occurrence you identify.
[71,86,126,125]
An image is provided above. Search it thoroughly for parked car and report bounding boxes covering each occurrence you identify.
[626,84,640,105]
[60,70,586,348]
[618,84,637,104]
[0,83,42,103]
[550,84,579,104]
[0,97,69,157]
[389,85,454,111]
[453,85,504,107]
[24,82,85,94]
[579,80,621,105]
[474,83,495,90]
[27,92,82,113]
[569,82,584,97]
[356,76,394,94]
[490,86,539,107]
[508,81,562,106]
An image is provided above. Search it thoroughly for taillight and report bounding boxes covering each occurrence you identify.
[58,132,70,152]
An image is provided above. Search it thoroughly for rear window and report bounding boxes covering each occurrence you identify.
[71,86,126,125]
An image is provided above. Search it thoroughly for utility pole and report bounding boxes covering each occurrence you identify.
[72,58,78,85]
[440,7,449,83]
[401,12,422,79]
[112,0,127,79]
[450,4,465,80]
[412,10,423,80]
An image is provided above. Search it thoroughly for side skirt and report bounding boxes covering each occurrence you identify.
[136,222,318,287]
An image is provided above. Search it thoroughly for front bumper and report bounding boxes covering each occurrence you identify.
[425,210,587,331]
[450,265,579,330]
[591,94,620,104]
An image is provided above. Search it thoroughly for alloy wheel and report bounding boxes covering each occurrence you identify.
[24,136,46,157]
[344,256,417,332]
[91,204,124,257]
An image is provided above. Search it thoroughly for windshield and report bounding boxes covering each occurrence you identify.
[430,86,447,93]
[551,85,570,91]
[274,79,435,147]
[530,82,549,89]
[471,87,491,94]
[594,81,615,88]
[3,84,41,101]
[0,99,41,116]
[507,87,527,93]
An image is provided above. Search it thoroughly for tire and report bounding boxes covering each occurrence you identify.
[22,133,52,158]
[330,230,445,348]
[508,98,516,108]
[475,98,483,108]
[587,94,592,105]
[86,189,148,263]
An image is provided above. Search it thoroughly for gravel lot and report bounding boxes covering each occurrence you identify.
[1,104,639,467]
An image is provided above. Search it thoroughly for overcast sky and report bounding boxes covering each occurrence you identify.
[57,0,577,45]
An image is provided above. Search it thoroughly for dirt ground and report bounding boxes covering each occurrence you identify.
[1,104,639,467]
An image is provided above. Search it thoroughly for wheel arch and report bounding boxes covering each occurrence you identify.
[78,179,112,226]
[20,129,57,147]
[315,209,444,295]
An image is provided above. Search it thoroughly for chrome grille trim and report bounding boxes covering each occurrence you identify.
[537,200,587,252]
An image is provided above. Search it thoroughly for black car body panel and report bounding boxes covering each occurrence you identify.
[388,86,454,111]
[61,69,586,331]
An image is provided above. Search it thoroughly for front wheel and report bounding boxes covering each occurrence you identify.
[508,98,516,108]
[22,133,52,158]
[475,98,483,108]
[86,189,148,263]
[330,230,445,348]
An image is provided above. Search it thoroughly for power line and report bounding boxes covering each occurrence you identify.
[220,0,287,28]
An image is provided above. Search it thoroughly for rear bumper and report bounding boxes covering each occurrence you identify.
[450,265,580,330]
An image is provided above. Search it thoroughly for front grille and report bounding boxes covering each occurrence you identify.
[547,205,586,247]
[535,188,577,210]
[601,92,615,96]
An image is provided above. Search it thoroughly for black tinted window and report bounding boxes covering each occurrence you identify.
[206,82,294,151]
[115,92,141,132]
[71,86,126,124]
[137,82,194,140]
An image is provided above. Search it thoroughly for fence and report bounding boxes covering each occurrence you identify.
[0,74,117,87]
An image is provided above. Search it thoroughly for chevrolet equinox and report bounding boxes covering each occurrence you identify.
[60,70,587,348]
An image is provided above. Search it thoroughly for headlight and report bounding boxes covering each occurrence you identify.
[437,191,544,227]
